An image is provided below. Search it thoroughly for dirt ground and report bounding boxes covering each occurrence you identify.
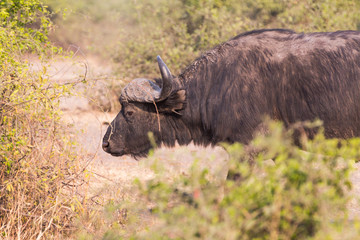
[39,56,360,219]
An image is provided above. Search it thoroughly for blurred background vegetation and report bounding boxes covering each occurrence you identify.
[44,0,360,81]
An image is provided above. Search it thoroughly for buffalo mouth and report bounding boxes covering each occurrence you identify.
[104,143,152,158]
[110,152,125,157]
[103,147,126,157]
[109,149,147,158]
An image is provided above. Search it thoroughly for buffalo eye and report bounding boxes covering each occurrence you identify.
[125,110,134,117]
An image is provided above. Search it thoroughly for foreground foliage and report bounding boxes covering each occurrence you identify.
[0,1,83,238]
[77,122,360,239]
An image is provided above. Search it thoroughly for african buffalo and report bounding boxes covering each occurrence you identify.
[103,29,360,157]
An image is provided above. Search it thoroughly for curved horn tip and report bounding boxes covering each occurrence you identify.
[157,55,171,76]
[157,55,166,67]
[156,55,173,101]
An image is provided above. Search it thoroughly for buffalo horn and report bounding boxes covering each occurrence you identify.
[157,55,173,101]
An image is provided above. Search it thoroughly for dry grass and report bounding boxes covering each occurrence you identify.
[0,112,88,239]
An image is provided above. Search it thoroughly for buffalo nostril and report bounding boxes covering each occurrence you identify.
[102,141,109,150]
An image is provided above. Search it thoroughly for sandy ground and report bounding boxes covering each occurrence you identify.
[61,110,229,184]
[38,56,360,218]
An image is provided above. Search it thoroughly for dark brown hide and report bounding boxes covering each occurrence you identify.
[103,29,360,157]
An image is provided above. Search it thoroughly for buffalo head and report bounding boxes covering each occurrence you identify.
[102,56,186,157]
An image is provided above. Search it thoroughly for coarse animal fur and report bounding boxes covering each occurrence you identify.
[103,29,360,157]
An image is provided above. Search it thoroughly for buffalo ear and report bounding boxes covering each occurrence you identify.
[158,90,186,115]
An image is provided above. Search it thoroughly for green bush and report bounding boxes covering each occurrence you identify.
[77,122,360,239]
[0,1,83,238]
[136,123,359,239]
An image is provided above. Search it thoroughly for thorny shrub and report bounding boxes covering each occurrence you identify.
[1,1,85,239]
